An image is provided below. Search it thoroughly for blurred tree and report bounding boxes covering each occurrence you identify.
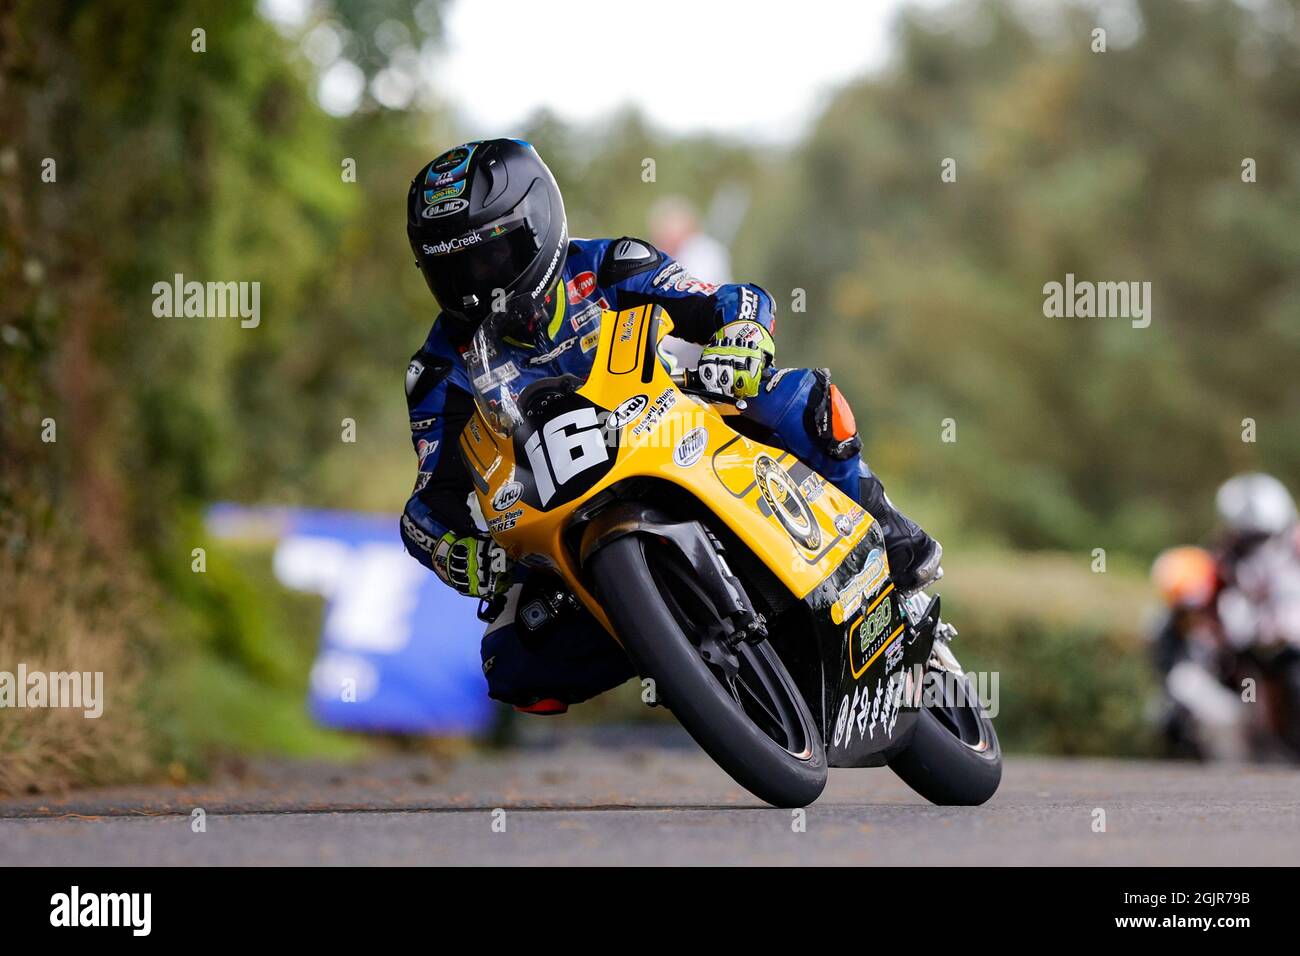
[520,108,762,246]
[1,0,457,533]
[0,0,453,785]
[751,0,1300,557]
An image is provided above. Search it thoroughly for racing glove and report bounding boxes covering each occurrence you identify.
[697,320,776,399]
[433,532,513,598]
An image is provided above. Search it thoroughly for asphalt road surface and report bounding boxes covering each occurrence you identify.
[3,730,1298,865]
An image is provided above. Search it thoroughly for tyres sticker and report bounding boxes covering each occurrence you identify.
[754,453,821,551]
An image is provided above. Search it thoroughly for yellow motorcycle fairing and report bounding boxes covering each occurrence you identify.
[458,304,880,634]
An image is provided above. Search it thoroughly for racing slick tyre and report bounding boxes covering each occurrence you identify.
[888,670,1002,806]
[589,533,827,808]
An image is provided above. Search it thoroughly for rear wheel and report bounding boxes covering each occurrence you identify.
[888,667,1002,805]
[589,533,827,808]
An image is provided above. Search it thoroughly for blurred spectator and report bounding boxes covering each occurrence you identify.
[649,195,733,369]
[649,195,732,283]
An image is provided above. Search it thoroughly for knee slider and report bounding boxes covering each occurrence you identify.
[804,368,861,461]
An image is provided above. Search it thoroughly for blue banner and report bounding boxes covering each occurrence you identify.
[208,505,495,735]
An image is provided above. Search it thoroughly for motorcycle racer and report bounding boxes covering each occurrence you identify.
[400,138,942,712]
[1150,474,1300,759]
[1214,472,1299,572]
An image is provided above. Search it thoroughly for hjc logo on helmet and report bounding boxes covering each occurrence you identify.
[423,198,468,218]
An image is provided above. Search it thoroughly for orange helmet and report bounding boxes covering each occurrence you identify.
[1151,546,1218,609]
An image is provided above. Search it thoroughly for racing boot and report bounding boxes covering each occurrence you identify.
[858,464,943,592]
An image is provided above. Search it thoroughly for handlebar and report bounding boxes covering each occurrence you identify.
[669,367,744,406]
[668,368,693,389]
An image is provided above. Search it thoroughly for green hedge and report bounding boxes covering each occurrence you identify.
[937,550,1160,756]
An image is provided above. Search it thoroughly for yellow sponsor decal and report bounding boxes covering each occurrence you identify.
[607,306,647,375]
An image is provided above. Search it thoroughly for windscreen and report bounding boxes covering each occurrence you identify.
[464,313,527,436]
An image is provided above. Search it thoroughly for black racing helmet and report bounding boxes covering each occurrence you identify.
[407,139,567,335]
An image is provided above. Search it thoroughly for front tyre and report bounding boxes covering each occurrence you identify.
[888,669,1002,805]
[589,534,827,808]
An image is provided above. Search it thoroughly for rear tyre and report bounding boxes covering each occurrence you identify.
[888,670,1002,805]
[589,534,827,808]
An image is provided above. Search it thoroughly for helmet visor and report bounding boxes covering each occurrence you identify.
[415,187,551,317]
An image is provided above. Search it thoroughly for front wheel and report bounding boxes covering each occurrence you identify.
[589,534,827,808]
[888,668,1002,805]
